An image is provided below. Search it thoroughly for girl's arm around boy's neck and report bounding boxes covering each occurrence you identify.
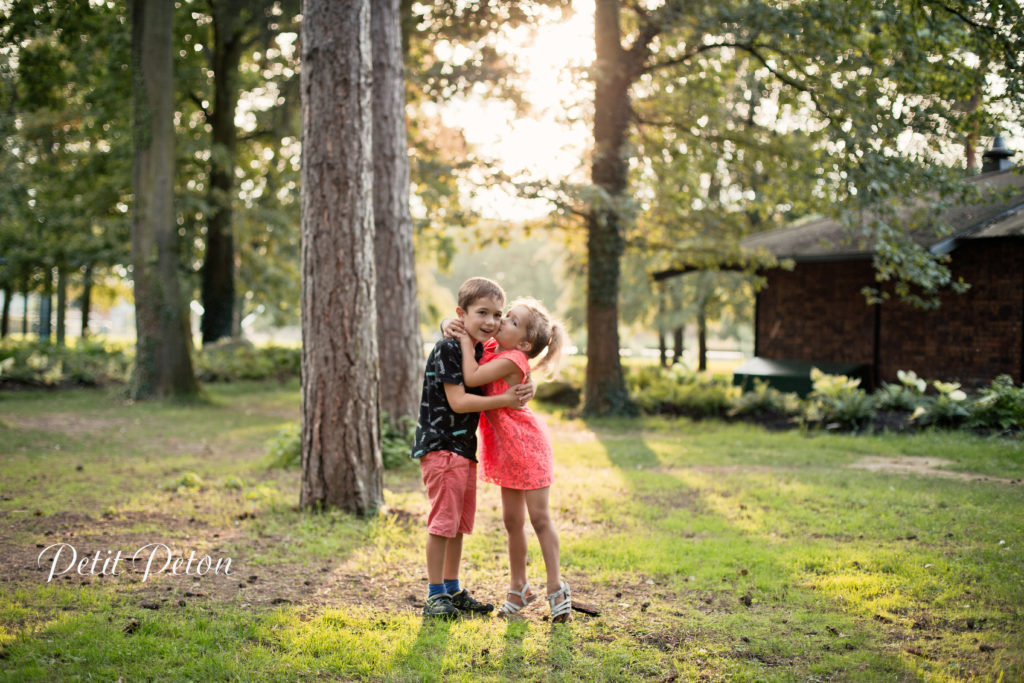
[459,335,522,388]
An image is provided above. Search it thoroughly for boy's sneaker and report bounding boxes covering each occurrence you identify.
[423,593,460,619]
[450,588,494,615]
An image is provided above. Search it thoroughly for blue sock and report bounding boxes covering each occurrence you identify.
[428,583,445,598]
[443,578,460,595]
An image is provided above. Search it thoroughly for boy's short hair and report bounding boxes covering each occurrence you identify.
[457,277,505,310]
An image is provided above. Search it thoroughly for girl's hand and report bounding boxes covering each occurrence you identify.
[441,318,466,339]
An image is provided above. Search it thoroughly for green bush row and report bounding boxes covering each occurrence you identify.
[0,339,301,387]
[0,338,132,387]
[622,364,1024,434]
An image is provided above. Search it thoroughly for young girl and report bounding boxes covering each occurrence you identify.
[455,297,572,622]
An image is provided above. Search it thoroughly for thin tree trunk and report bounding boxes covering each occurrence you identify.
[39,268,52,342]
[372,0,422,420]
[0,284,10,338]
[130,0,199,399]
[697,303,707,372]
[80,264,93,339]
[657,290,667,368]
[673,325,684,366]
[56,265,67,347]
[21,273,29,336]
[200,0,245,345]
[300,0,382,515]
[585,0,632,415]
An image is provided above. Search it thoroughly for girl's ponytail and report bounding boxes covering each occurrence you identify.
[532,320,567,379]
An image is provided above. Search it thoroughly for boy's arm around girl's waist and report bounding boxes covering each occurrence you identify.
[443,382,523,413]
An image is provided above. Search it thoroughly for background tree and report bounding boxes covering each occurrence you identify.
[300,0,382,515]
[373,0,422,421]
[129,0,199,399]
[572,0,1023,413]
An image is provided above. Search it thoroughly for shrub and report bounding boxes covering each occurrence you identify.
[728,379,801,418]
[967,374,1024,431]
[195,342,300,383]
[804,367,874,429]
[0,339,131,387]
[874,370,927,412]
[266,412,414,471]
[266,422,302,469]
[381,412,416,470]
[911,380,971,427]
[627,365,738,417]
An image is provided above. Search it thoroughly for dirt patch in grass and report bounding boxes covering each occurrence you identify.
[847,456,1019,484]
[7,413,133,437]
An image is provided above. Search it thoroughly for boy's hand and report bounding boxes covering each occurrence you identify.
[501,385,527,410]
[515,374,536,406]
[441,318,466,339]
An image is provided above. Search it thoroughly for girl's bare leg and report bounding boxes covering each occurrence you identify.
[524,486,561,595]
[501,487,533,605]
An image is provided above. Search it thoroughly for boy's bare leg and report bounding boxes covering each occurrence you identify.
[443,532,463,584]
[524,487,561,595]
[426,533,450,586]
[501,487,533,605]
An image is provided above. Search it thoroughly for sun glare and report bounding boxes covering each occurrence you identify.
[447,1,596,220]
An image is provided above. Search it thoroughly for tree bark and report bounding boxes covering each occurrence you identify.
[300,0,383,515]
[39,268,52,342]
[584,0,632,414]
[372,0,422,420]
[673,326,684,366]
[657,290,667,368]
[200,0,246,345]
[130,0,199,399]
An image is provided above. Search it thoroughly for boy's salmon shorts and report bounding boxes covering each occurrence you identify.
[420,450,477,537]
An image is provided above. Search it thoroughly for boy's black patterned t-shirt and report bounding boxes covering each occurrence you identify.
[412,338,484,462]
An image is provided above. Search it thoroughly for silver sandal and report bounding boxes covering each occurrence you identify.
[547,580,572,623]
[498,581,536,616]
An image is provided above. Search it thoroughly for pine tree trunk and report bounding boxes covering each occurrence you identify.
[584,0,633,415]
[300,0,382,515]
[129,0,199,399]
[200,0,245,345]
[372,0,422,421]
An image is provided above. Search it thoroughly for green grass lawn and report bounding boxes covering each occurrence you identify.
[1,381,1022,681]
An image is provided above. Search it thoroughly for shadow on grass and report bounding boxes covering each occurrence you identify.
[389,617,453,681]
[499,619,527,674]
[578,415,924,680]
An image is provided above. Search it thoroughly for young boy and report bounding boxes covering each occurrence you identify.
[412,277,533,619]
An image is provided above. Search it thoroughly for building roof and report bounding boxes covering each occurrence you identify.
[741,169,1024,262]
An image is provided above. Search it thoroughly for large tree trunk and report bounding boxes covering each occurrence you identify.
[584,0,632,415]
[129,0,199,399]
[372,0,422,421]
[200,0,246,345]
[300,0,382,515]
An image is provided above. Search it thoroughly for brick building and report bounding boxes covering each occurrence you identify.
[741,154,1024,389]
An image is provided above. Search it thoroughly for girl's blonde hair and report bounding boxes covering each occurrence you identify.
[510,297,567,378]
